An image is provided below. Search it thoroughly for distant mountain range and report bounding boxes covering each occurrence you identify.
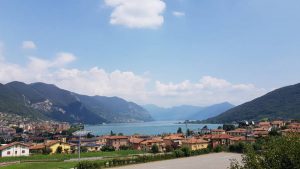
[143,102,234,121]
[0,81,153,124]
[204,83,300,123]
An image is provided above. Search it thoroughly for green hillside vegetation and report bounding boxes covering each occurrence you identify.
[0,81,153,124]
[204,83,300,123]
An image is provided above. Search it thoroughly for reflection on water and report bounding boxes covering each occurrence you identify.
[85,121,221,135]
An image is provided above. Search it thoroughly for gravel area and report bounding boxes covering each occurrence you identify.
[112,152,242,169]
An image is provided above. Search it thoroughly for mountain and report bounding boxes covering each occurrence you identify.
[204,83,300,123]
[143,105,203,121]
[189,102,235,120]
[143,103,234,121]
[0,81,153,124]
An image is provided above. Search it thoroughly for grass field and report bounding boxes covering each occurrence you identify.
[0,150,145,169]
[0,150,144,163]
[0,161,78,169]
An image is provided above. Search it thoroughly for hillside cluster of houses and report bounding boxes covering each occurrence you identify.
[0,120,299,158]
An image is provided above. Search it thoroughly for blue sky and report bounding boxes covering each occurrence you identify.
[0,0,299,106]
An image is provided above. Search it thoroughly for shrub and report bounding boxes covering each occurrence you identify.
[42,147,52,155]
[230,134,300,169]
[101,145,115,152]
[76,161,102,169]
[151,144,159,154]
[181,146,191,157]
[56,146,63,154]
[173,149,185,157]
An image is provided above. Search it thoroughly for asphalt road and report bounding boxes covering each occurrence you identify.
[112,152,242,169]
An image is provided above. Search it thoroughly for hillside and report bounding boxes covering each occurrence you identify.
[0,81,153,124]
[143,103,234,121]
[189,102,234,120]
[204,83,300,123]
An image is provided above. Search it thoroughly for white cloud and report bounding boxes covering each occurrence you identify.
[22,41,37,50]
[105,0,166,29]
[172,11,185,17]
[0,53,268,107]
[154,76,267,106]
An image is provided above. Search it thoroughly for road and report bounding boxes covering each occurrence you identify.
[112,152,242,169]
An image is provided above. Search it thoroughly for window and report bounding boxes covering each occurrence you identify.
[15,151,17,154]
[22,150,25,154]
[7,151,11,155]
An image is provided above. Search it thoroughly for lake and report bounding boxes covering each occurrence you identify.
[85,121,221,136]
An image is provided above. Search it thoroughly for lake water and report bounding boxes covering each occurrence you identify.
[85,121,221,136]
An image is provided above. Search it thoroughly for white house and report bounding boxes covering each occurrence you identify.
[0,142,30,157]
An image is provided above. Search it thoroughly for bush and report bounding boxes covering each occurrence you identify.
[101,145,115,152]
[42,147,52,155]
[213,145,223,152]
[173,149,185,157]
[119,145,132,150]
[56,146,63,154]
[151,144,159,154]
[229,142,246,153]
[230,134,300,169]
[181,146,191,157]
[76,161,102,169]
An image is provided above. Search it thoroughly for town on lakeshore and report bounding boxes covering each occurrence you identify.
[1,114,299,159]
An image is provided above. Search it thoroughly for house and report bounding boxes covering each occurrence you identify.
[129,137,144,150]
[181,138,209,151]
[106,136,129,150]
[211,129,226,135]
[163,134,185,148]
[252,128,269,137]
[0,142,30,157]
[202,134,232,148]
[271,121,285,129]
[140,138,166,152]
[30,140,71,154]
[258,122,271,130]
[229,136,256,145]
[227,128,247,137]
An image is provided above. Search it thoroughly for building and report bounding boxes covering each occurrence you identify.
[271,121,285,129]
[163,134,185,148]
[106,136,129,150]
[202,134,232,148]
[0,142,30,157]
[211,129,226,135]
[227,128,247,137]
[181,138,209,151]
[30,140,72,154]
[129,137,144,150]
[258,122,271,130]
[229,136,256,145]
[140,138,166,152]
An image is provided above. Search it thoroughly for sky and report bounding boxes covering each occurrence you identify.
[0,0,300,107]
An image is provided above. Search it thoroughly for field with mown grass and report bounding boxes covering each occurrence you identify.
[0,150,144,163]
[0,161,78,169]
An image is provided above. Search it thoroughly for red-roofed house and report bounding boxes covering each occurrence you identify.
[0,142,30,157]
[182,138,209,151]
[106,136,129,150]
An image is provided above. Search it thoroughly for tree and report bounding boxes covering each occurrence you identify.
[181,146,191,157]
[230,134,300,169]
[110,130,116,136]
[56,146,63,154]
[151,144,159,154]
[186,129,193,136]
[101,145,115,152]
[177,127,183,134]
[223,124,236,131]
[42,147,52,155]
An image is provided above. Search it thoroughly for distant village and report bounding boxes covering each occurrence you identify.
[1,111,300,158]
